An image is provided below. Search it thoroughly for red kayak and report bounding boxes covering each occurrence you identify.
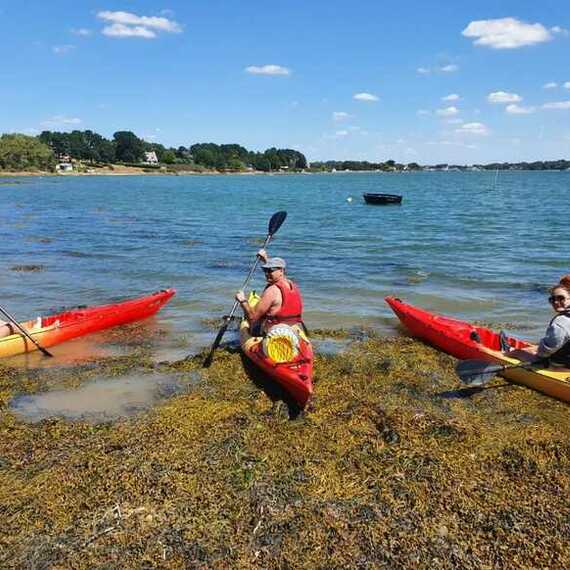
[385,296,570,403]
[240,319,314,408]
[0,289,176,358]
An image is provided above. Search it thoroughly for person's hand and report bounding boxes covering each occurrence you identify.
[235,290,247,304]
[257,249,268,262]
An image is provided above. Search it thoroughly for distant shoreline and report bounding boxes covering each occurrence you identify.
[1,167,569,178]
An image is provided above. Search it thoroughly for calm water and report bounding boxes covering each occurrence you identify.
[1,172,568,361]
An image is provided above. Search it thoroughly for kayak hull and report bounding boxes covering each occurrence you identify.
[0,289,176,359]
[385,296,570,404]
[240,321,314,408]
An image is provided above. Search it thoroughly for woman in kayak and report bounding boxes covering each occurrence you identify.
[508,280,570,367]
[235,249,304,334]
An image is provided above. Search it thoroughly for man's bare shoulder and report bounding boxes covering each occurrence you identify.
[262,284,280,298]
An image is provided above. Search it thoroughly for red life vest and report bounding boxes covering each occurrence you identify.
[264,279,303,326]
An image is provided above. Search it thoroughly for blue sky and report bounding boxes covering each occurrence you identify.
[1,1,569,164]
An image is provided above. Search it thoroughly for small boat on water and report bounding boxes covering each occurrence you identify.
[363,193,402,205]
[0,289,176,359]
[385,296,570,404]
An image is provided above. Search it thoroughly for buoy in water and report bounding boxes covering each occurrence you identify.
[347,196,353,203]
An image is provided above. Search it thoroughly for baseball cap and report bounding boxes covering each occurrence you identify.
[261,257,286,270]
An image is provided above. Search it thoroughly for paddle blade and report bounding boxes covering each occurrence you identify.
[455,360,504,386]
[268,211,287,236]
[202,320,230,367]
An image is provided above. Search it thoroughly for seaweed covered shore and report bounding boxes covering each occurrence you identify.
[0,334,569,569]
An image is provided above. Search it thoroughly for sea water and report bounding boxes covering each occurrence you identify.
[0,171,568,360]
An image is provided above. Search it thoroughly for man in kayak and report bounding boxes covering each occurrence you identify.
[235,249,304,334]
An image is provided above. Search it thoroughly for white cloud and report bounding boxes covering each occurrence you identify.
[456,122,489,135]
[332,111,351,122]
[101,23,156,39]
[52,45,74,54]
[506,104,536,114]
[416,109,431,116]
[418,64,458,75]
[436,106,459,117]
[353,92,378,102]
[245,65,291,76]
[335,130,349,137]
[487,91,522,104]
[565,82,570,89]
[446,118,464,124]
[40,116,82,128]
[543,82,558,89]
[551,26,568,35]
[543,101,570,110]
[71,28,92,37]
[97,11,182,39]
[442,94,460,102]
[462,17,553,49]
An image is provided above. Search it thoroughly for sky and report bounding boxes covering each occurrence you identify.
[1,1,569,164]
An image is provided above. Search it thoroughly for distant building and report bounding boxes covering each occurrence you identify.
[144,151,159,164]
[56,162,73,173]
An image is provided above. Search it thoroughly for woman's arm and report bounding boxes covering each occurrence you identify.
[537,320,570,357]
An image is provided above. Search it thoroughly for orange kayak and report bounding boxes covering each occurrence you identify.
[0,289,175,359]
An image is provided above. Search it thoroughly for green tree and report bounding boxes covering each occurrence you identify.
[113,131,145,163]
[0,134,55,171]
[161,150,176,164]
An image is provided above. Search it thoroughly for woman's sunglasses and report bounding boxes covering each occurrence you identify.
[549,295,568,305]
[263,268,279,274]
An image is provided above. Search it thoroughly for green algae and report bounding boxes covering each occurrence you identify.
[0,336,568,568]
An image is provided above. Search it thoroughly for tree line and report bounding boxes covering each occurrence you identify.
[0,130,307,172]
[310,160,420,171]
[1,130,569,173]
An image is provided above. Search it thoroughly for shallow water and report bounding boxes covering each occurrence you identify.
[10,370,194,423]
[1,171,569,361]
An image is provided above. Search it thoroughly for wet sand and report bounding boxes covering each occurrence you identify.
[0,334,568,568]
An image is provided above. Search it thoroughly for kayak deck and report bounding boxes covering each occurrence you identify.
[240,320,314,408]
[0,288,176,359]
[385,296,570,403]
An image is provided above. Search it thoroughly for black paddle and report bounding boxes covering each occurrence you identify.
[455,358,547,387]
[201,211,288,368]
[0,304,53,357]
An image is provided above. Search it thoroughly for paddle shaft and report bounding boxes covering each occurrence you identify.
[201,233,273,367]
[0,304,53,357]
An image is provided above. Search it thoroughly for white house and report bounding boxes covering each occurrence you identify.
[144,151,159,164]
[56,162,73,173]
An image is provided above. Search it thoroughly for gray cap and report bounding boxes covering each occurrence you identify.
[261,256,286,270]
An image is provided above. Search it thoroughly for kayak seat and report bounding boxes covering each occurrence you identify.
[470,330,482,343]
